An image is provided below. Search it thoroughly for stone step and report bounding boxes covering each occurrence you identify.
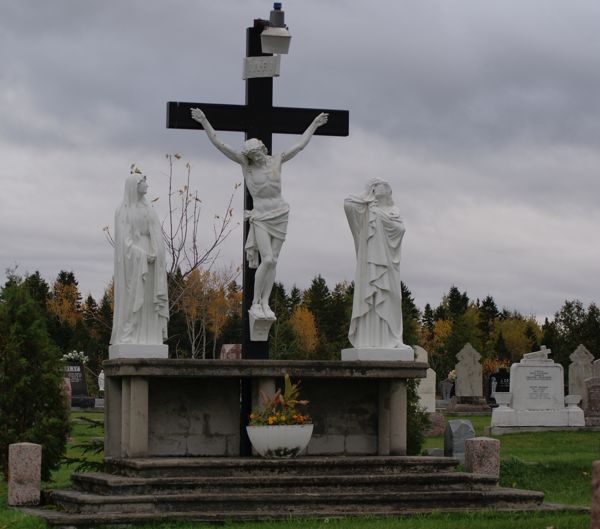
[104,455,459,478]
[48,487,544,515]
[27,501,585,528]
[72,471,498,495]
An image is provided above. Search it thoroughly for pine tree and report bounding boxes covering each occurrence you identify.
[401,282,419,346]
[0,279,70,481]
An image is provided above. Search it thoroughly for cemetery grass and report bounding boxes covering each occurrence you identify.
[0,412,594,529]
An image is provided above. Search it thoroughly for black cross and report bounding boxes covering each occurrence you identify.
[167,20,349,361]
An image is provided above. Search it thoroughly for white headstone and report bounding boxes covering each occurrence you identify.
[568,344,594,399]
[414,346,436,413]
[455,343,483,397]
[491,346,584,430]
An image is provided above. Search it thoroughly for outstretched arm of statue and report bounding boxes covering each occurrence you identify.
[190,108,243,164]
[281,113,328,163]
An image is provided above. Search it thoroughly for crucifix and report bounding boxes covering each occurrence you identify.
[167,20,349,361]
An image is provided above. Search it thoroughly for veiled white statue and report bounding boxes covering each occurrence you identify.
[341,178,414,361]
[109,173,169,358]
[190,108,327,330]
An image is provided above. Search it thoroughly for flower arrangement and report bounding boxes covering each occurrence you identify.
[447,369,456,381]
[249,374,311,426]
[62,350,88,364]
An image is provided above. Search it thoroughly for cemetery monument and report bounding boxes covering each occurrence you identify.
[490,346,585,434]
[448,343,487,411]
[109,173,169,359]
[190,108,328,339]
[341,179,414,361]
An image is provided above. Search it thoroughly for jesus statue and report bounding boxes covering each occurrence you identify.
[191,108,328,320]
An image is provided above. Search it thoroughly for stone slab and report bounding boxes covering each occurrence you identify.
[8,443,42,506]
[341,346,414,362]
[109,344,169,359]
[464,437,500,478]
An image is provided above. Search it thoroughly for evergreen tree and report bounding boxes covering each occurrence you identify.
[0,279,70,481]
[447,286,469,320]
[422,303,434,335]
[401,282,419,346]
[495,331,508,361]
[478,295,499,343]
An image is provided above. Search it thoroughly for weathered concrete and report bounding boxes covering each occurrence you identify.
[104,360,427,458]
[8,443,42,506]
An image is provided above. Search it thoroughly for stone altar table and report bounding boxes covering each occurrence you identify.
[103,359,427,458]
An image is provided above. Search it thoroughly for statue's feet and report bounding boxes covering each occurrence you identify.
[262,304,276,319]
[249,303,265,318]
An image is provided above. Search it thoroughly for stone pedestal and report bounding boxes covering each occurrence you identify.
[341,345,414,362]
[103,359,427,459]
[464,437,500,478]
[8,443,42,506]
[109,344,169,359]
[248,312,276,342]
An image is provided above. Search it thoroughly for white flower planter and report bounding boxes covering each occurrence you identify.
[246,424,314,458]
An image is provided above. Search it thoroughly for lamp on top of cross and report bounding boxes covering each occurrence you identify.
[166,4,349,360]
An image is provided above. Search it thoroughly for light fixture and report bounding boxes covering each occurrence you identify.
[260,3,291,55]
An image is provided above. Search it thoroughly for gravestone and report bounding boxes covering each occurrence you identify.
[568,344,593,404]
[455,344,483,397]
[64,363,94,408]
[490,346,585,433]
[8,443,41,506]
[594,359,600,378]
[444,419,475,464]
[487,368,510,406]
[414,346,436,413]
[95,370,105,409]
[584,378,600,427]
[440,379,454,401]
[447,343,487,411]
[220,344,242,360]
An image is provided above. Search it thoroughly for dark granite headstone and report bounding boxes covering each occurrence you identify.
[444,419,475,463]
[487,368,510,405]
[64,363,94,408]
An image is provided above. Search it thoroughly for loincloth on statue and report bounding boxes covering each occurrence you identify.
[244,204,290,268]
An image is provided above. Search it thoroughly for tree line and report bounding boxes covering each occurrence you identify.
[3,268,600,381]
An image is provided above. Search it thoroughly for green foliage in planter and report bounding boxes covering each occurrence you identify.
[0,279,70,481]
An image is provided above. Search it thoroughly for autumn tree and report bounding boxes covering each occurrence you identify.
[288,306,318,357]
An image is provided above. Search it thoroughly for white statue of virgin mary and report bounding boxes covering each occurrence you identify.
[109,173,169,358]
[341,178,414,361]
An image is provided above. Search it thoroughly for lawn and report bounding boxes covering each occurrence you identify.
[0,411,595,529]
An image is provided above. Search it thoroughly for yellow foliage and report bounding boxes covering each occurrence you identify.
[289,306,318,353]
[432,319,452,350]
[47,282,82,326]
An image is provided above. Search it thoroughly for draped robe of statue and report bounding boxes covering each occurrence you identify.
[344,194,406,349]
[110,175,169,346]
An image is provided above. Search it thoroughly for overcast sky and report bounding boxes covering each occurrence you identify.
[2,0,600,321]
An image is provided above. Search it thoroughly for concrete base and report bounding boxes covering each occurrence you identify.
[341,345,414,362]
[491,406,585,428]
[109,344,169,359]
[103,359,428,459]
[487,425,592,435]
[248,312,276,342]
